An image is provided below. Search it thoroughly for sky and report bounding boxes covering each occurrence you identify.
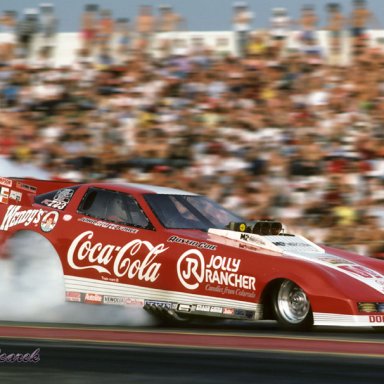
[0,0,383,32]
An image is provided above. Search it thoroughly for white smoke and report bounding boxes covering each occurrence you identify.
[0,232,157,326]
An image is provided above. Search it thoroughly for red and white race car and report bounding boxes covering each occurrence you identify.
[1,177,384,330]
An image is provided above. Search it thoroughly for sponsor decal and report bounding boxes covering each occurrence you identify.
[0,177,12,188]
[317,256,353,265]
[196,304,210,312]
[0,187,9,204]
[41,199,66,210]
[67,231,167,282]
[244,310,255,319]
[84,293,103,304]
[369,315,384,323]
[223,308,235,315]
[103,296,145,307]
[240,233,268,247]
[125,298,144,307]
[235,309,246,316]
[339,265,382,279]
[168,236,217,251]
[272,241,312,248]
[178,304,192,312]
[65,291,81,302]
[311,255,384,295]
[177,250,256,293]
[310,255,384,295]
[16,182,37,193]
[79,217,139,234]
[103,296,125,305]
[54,189,74,201]
[9,190,22,202]
[204,284,256,298]
[40,211,59,232]
[239,243,261,252]
[101,276,119,283]
[0,205,46,231]
[41,189,74,210]
[194,305,248,318]
[145,300,172,309]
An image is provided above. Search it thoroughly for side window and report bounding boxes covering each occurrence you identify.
[78,189,109,218]
[78,188,151,229]
[35,187,78,210]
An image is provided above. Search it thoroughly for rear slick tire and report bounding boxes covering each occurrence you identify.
[0,231,65,321]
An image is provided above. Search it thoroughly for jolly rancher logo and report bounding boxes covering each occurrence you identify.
[176,249,256,291]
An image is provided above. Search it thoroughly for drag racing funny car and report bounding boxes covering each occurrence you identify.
[1,177,384,330]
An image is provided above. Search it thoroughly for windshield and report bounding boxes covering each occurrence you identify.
[145,194,243,230]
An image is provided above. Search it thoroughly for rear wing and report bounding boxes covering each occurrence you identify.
[0,177,80,206]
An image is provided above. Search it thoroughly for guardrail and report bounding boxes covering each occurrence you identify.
[2,29,384,66]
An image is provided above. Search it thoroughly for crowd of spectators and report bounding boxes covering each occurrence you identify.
[1,1,384,257]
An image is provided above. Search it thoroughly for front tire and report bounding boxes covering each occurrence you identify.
[273,280,313,330]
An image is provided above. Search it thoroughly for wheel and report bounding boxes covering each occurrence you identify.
[273,280,313,330]
[0,231,65,321]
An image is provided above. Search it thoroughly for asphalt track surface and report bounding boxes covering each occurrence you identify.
[0,320,384,383]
